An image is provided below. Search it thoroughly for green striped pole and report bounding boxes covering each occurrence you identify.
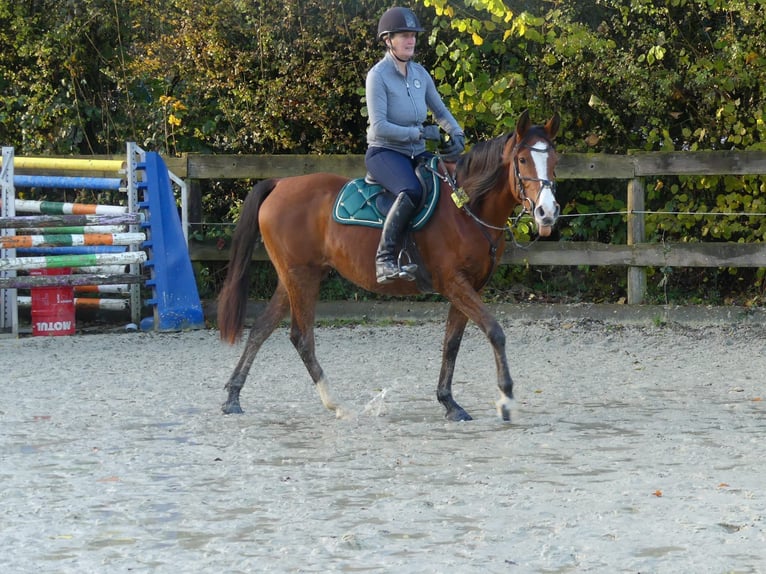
[0,251,146,272]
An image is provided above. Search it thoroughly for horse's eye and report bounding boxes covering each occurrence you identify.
[519,157,526,164]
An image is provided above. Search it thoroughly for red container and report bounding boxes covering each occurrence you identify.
[30,268,75,336]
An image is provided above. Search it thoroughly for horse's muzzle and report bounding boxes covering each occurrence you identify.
[535,200,560,237]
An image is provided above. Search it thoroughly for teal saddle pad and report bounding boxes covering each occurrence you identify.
[332,157,441,230]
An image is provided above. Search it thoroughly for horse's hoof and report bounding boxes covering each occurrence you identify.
[496,396,515,422]
[499,404,512,422]
[445,408,473,422]
[222,402,244,415]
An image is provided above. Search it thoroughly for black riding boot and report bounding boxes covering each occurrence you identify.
[376,192,418,284]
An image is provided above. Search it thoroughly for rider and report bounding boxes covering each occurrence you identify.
[365,6,466,283]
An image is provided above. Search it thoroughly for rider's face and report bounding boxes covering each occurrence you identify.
[388,32,417,59]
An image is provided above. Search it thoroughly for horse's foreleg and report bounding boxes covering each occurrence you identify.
[222,284,290,414]
[444,281,515,421]
[437,305,473,421]
[486,317,515,421]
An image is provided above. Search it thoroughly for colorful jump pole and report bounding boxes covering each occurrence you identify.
[0,232,145,249]
[17,295,129,312]
[12,199,127,216]
[0,250,147,272]
[0,213,142,229]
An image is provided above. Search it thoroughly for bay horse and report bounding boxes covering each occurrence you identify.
[217,110,560,421]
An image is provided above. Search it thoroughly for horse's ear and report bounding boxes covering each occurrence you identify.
[545,112,561,141]
[515,109,531,139]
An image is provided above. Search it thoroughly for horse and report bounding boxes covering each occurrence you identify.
[217,110,560,421]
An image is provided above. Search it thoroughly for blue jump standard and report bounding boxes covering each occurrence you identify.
[136,152,205,332]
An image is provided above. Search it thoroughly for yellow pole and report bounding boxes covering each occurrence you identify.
[10,157,126,172]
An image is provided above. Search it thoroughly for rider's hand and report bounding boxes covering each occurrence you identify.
[440,132,465,158]
[421,125,441,141]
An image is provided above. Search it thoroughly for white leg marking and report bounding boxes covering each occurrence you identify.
[316,378,351,419]
[495,391,517,419]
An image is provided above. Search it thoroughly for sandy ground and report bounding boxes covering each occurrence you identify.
[1,311,765,573]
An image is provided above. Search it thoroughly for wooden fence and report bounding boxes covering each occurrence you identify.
[16,151,766,304]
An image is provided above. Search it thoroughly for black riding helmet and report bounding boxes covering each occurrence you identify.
[377,6,425,40]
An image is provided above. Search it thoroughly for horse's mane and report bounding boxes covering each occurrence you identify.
[455,133,514,207]
[455,126,552,207]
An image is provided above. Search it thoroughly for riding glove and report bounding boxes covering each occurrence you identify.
[440,133,466,158]
[421,125,441,141]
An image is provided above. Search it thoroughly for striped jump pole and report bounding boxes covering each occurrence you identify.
[13,199,128,216]
[17,295,129,312]
[15,225,128,235]
[0,251,146,272]
[0,273,140,290]
[75,284,132,294]
[0,213,142,229]
[0,232,145,249]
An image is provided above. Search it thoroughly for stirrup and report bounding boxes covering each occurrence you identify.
[376,262,416,284]
[397,252,417,277]
[377,268,415,283]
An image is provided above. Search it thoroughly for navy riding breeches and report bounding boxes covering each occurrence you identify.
[365,147,429,205]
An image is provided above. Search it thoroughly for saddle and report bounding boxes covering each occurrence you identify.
[332,156,441,229]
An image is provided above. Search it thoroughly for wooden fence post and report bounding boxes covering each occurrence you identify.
[627,177,646,304]
[187,179,202,243]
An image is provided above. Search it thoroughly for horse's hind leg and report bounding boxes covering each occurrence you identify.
[285,270,346,417]
[437,304,473,421]
[222,283,290,414]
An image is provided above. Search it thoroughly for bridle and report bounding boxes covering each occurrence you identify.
[512,141,557,228]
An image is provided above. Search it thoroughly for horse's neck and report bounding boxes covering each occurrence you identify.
[482,187,518,229]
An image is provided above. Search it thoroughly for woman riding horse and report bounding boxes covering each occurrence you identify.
[365,6,466,283]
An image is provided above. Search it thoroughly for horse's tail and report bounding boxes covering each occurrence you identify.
[218,179,278,344]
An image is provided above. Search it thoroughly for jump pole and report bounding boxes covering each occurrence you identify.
[0,213,143,229]
[10,157,125,173]
[13,175,124,191]
[0,251,147,272]
[9,199,127,216]
[17,295,129,312]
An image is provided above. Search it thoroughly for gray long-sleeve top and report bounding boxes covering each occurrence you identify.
[365,52,463,157]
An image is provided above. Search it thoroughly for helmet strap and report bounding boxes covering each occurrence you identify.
[391,49,411,63]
